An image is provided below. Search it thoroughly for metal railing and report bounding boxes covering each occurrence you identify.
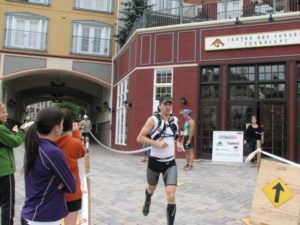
[4,29,47,51]
[72,35,112,57]
[127,0,300,41]
[16,0,50,5]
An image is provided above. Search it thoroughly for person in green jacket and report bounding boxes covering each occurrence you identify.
[0,102,25,225]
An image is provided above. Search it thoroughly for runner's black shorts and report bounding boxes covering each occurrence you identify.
[147,157,177,186]
[183,136,194,151]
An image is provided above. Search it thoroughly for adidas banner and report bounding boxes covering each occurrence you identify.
[212,131,244,162]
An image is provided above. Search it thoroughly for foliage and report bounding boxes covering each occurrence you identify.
[55,101,84,121]
[115,0,151,47]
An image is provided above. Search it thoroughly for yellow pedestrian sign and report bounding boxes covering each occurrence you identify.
[263,177,293,207]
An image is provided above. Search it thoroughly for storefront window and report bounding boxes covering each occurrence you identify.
[201,67,219,82]
[200,105,217,154]
[199,66,220,157]
[229,105,254,130]
[228,63,287,157]
[258,83,285,99]
[229,66,255,81]
[229,64,286,100]
[229,84,255,100]
[296,63,300,81]
[201,85,219,98]
[258,64,285,80]
[297,83,300,96]
[229,65,256,100]
[201,67,220,99]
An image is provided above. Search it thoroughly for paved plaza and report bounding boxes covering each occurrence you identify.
[13,144,258,225]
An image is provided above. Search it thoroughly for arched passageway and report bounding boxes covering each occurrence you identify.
[1,69,112,145]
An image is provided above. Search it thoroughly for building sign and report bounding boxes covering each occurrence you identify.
[205,29,300,51]
[212,131,244,162]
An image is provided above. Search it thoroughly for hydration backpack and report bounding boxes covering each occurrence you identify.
[148,114,178,141]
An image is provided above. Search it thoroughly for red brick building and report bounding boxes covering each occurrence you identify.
[112,12,300,161]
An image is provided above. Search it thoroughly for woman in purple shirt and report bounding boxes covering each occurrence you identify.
[21,107,76,225]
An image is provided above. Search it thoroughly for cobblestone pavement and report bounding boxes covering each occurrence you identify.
[13,144,258,225]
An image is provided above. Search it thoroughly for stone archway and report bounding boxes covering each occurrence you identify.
[1,68,112,145]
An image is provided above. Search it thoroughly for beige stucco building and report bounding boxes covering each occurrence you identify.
[0,0,118,144]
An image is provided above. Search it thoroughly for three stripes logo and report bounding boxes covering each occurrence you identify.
[216,141,223,146]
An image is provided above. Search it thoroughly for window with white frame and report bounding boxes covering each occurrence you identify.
[72,21,111,57]
[16,0,50,5]
[75,0,113,13]
[115,79,128,145]
[217,0,242,19]
[153,68,173,112]
[148,0,180,15]
[4,13,48,51]
[28,0,49,4]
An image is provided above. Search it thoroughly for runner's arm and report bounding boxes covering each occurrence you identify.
[189,120,195,142]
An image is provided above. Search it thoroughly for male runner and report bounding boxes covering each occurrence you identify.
[137,95,183,225]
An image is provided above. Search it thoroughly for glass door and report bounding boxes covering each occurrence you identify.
[199,104,219,158]
[198,66,220,158]
[260,101,286,157]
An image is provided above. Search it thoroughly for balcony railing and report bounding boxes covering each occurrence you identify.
[127,0,300,41]
[12,0,50,5]
[4,29,47,51]
[72,35,111,57]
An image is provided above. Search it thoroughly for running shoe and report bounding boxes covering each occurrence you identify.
[143,198,151,216]
[184,166,193,171]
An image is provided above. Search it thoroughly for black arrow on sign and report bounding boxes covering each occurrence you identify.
[272,183,285,203]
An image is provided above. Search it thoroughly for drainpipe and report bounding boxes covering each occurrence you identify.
[224,0,228,19]
[180,0,183,24]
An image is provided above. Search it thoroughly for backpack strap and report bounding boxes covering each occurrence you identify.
[168,116,179,141]
[149,114,164,140]
[149,114,178,141]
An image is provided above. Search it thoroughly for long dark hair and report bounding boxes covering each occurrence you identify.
[61,108,72,132]
[24,107,64,175]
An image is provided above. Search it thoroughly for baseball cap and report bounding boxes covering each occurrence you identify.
[181,109,192,115]
[159,95,173,104]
